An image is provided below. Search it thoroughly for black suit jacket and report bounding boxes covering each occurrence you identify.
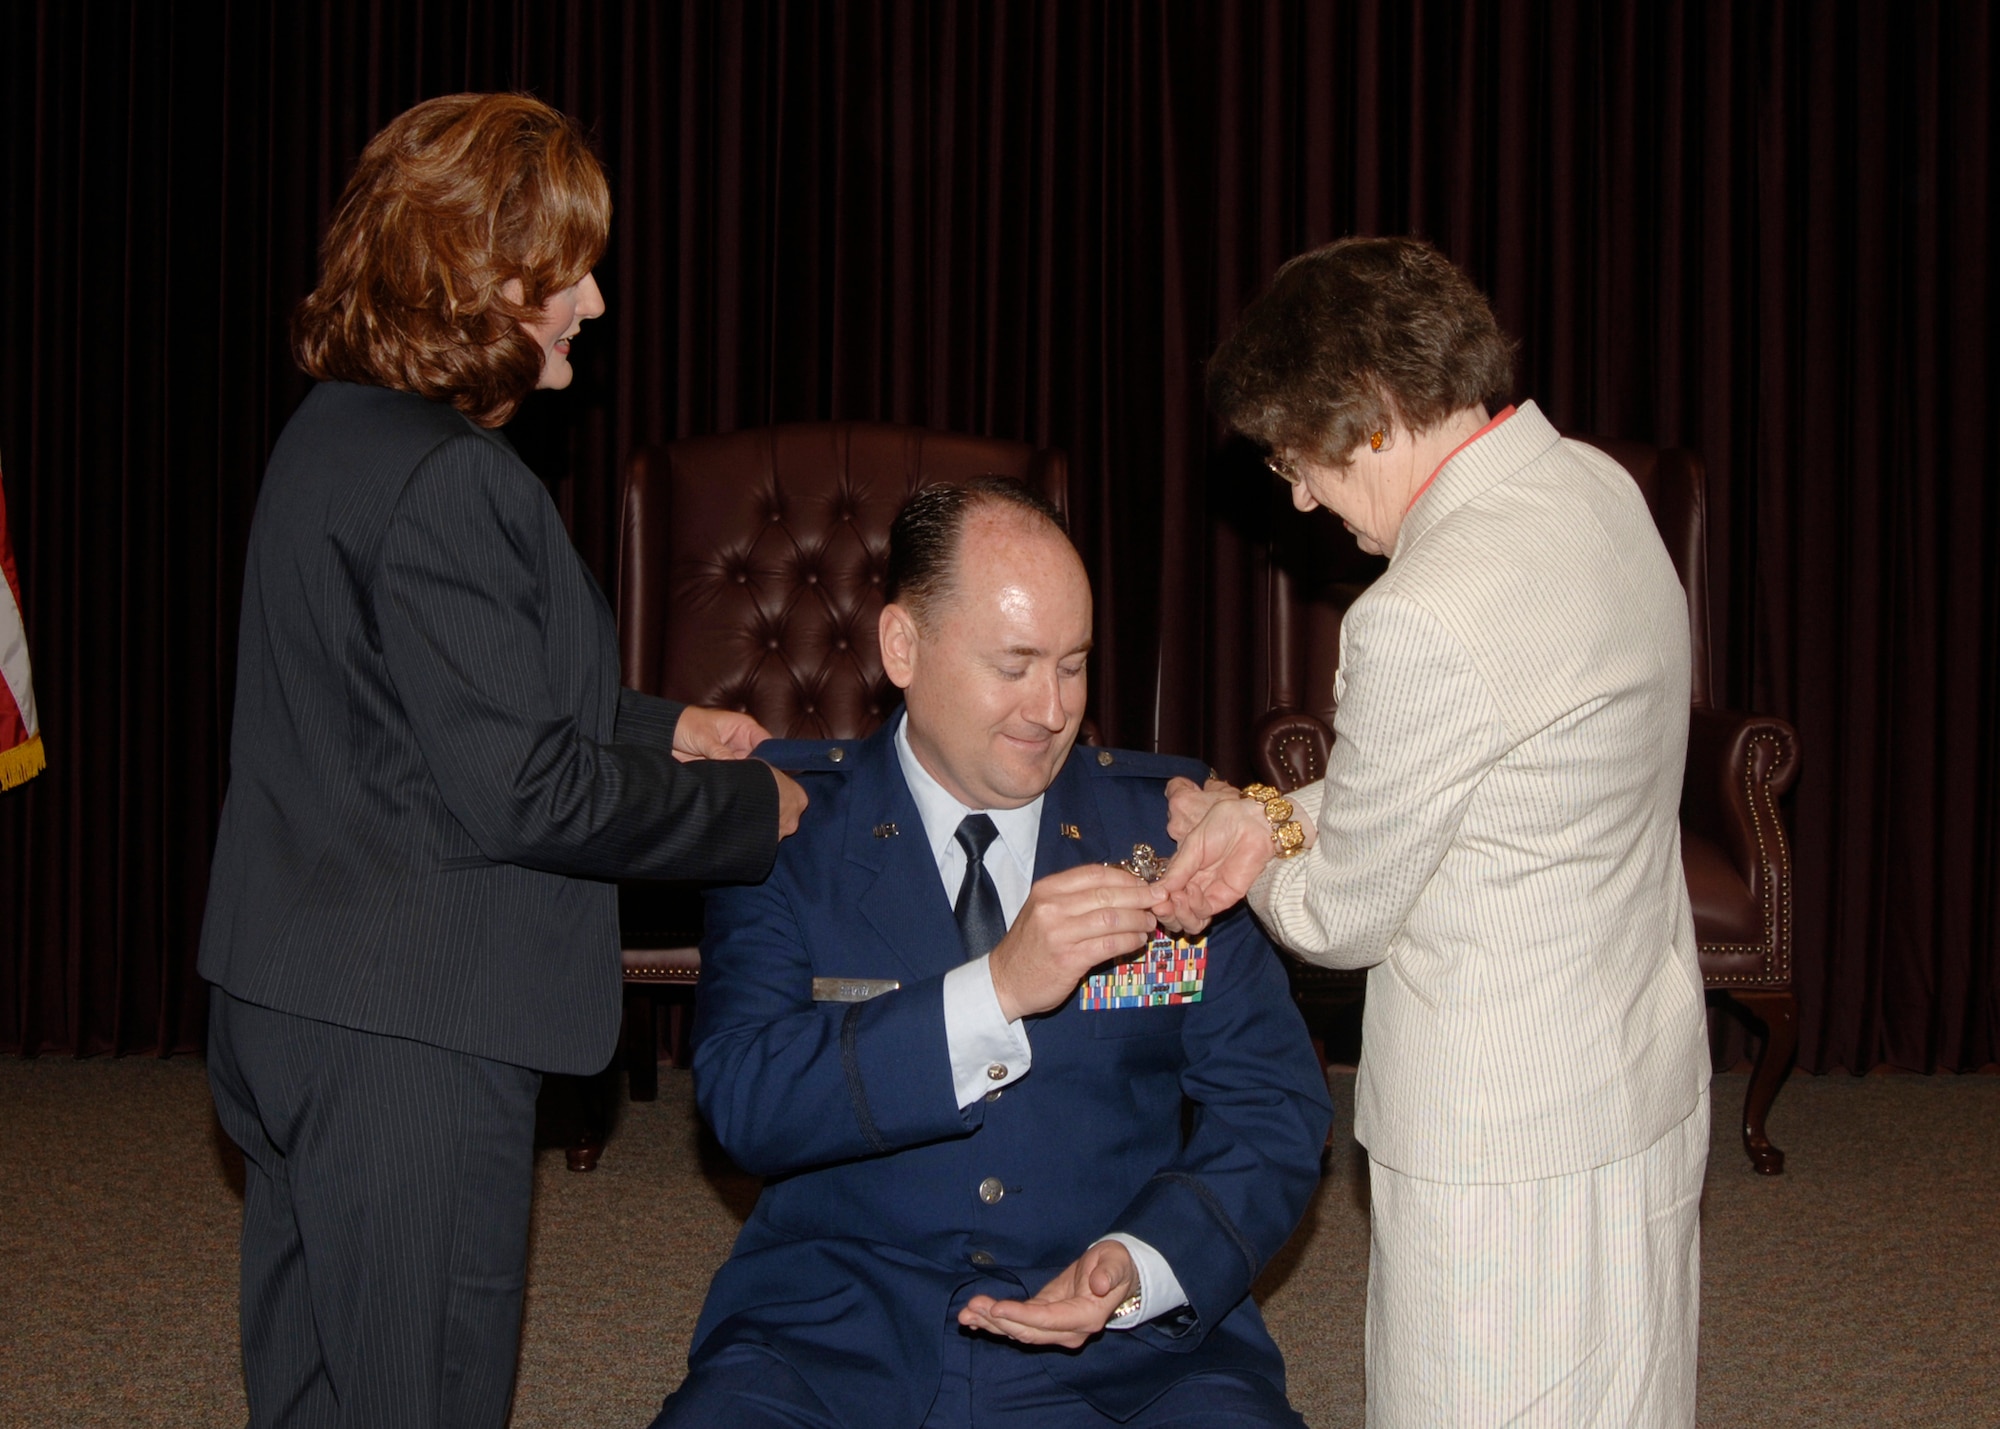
[199,382,777,1074]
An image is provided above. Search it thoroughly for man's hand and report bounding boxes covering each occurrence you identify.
[988,865,1162,1022]
[957,1239,1139,1348]
[1151,791,1284,936]
[672,705,772,762]
[770,766,807,839]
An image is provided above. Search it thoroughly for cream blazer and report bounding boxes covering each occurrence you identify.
[1249,401,1710,1184]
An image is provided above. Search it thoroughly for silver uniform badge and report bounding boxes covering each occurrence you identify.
[1109,843,1171,883]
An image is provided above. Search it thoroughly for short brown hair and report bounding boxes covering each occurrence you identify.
[293,93,610,428]
[885,479,1069,628]
[1207,236,1515,466]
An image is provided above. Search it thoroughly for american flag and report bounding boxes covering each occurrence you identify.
[0,463,43,790]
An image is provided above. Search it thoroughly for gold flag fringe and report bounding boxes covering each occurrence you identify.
[0,733,45,790]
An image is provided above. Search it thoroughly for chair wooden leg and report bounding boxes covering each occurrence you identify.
[1732,989,1797,1175]
[624,987,660,1103]
[564,1064,616,1173]
[565,1128,602,1173]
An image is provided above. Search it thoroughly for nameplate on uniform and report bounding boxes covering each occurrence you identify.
[812,976,902,1003]
[1078,931,1207,1010]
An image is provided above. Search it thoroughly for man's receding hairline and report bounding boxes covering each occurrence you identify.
[919,498,1081,626]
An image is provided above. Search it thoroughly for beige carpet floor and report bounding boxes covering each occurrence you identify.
[2,1059,1996,1427]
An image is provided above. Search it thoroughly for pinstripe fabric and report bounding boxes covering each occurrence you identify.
[1245,402,1709,1422]
[207,989,541,1429]
[1364,1097,1707,1428]
[198,382,784,1423]
[1248,402,1708,1185]
[200,382,779,1075]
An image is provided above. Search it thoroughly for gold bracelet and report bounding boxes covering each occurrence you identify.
[1241,783,1306,859]
[1112,1290,1144,1320]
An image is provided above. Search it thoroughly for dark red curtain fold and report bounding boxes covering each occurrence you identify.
[3,0,1993,1073]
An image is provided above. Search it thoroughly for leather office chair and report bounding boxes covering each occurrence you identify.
[1250,437,1803,1175]
[567,421,1071,1170]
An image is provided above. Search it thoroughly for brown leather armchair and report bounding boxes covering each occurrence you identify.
[1251,437,1802,1175]
[568,421,1071,1169]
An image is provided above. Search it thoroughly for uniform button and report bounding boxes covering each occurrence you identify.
[969,1250,996,1266]
[986,1062,1007,1081]
[828,746,844,762]
[984,1088,1002,1102]
[978,1176,1005,1205]
[1097,749,1114,766]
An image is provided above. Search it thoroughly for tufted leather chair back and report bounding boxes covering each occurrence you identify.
[1573,438,1713,709]
[617,422,1071,739]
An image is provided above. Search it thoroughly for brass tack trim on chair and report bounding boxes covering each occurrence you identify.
[1274,731,1323,785]
[1696,733,1792,985]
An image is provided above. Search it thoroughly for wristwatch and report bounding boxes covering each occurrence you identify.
[1241,783,1307,859]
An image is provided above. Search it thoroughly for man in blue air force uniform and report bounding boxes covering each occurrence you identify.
[650,481,1332,1428]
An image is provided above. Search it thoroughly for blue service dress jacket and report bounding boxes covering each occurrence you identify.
[687,719,1333,1426]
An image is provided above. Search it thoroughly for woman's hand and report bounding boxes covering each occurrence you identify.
[1153,790,1284,936]
[771,767,808,839]
[1165,774,1238,841]
[672,708,805,840]
[672,706,772,761]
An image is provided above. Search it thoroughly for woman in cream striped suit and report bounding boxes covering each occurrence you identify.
[1157,237,1710,1426]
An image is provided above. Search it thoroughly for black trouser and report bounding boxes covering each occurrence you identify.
[206,988,541,1429]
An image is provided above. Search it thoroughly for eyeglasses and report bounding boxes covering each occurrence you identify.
[1263,451,1301,485]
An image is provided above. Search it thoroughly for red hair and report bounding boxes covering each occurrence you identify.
[293,93,610,428]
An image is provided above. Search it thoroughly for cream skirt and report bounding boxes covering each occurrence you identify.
[1363,1095,1709,1427]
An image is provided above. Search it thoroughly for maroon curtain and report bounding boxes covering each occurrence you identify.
[3,1,1993,1073]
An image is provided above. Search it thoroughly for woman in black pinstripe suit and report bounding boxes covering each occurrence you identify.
[200,93,805,1429]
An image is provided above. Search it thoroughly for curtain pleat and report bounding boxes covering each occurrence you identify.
[2,0,1993,1072]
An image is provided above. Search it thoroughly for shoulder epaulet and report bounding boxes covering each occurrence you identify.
[1076,745,1214,784]
[750,738,861,775]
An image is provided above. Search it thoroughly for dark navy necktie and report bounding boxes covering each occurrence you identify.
[952,814,1007,960]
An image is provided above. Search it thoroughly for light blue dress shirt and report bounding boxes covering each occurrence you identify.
[893,715,1186,1327]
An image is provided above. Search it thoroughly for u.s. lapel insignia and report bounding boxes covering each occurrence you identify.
[872,822,899,838]
[1060,823,1081,840]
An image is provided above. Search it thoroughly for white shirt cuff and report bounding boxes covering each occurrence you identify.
[1097,1233,1188,1328]
[943,956,1032,1110]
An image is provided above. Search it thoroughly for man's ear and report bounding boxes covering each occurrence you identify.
[879,602,919,691]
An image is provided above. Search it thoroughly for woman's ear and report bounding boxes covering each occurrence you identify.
[878,602,920,691]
